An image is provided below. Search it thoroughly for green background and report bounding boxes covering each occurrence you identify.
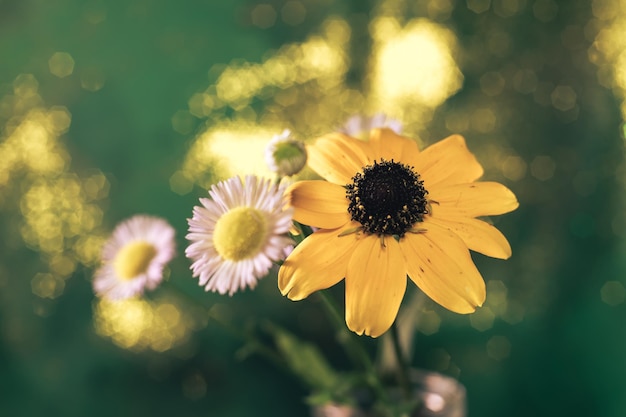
[1,0,626,416]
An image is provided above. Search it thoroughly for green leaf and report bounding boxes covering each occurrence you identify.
[264,322,340,391]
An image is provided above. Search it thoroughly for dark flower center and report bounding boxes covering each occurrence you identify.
[346,159,429,237]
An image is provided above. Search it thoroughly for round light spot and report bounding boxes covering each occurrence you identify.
[533,0,558,22]
[80,67,106,92]
[31,272,65,299]
[486,335,511,360]
[49,52,75,78]
[601,281,626,306]
[501,155,527,181]
[480,71,506,97]
[171,110,196,135]
[471,108,496,133]
[551,85,577,111]
[467,0,491,14]
[470,306,495,331]
[417,310,441,335]
[530,155,556,181]
[281,1,306,26]
[251,4,276,29]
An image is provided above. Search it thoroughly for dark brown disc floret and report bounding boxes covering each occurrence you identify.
[345,159,429,237]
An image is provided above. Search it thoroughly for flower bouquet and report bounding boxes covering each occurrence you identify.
[93,115,518,417]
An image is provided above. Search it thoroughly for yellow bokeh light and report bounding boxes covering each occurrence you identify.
[370,17,463,110]
[80,67,106,92]
[485,280,508,316]
[486,335,512,361]
[493,0,523,18]
[251,4,277,29]
[179,17,352,190]
[0,74,110,298]
[530,155,556,181]
[13,73,39,98]
[182,123,279,187]
[501,155,528,181]
[480,71,506,97]
[471,108,497,133]
[93,296,202,352]
[48,52,75,78]
[31,272,65,299]
[589,0,626,119]
[281,1,306,26]
[551,85,577,111]
[600,281,626,306]
[181,13,466,188]
[469,306,495,331]
[533,0,558,23]
[467,0,491,14]
[416,309,441,336]
[502,299,526,324]
[171,109,196,135]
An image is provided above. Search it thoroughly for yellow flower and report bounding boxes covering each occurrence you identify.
[278,128,518,337]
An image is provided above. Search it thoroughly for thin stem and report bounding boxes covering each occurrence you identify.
[391,321,413,400]
[209,311,291,375]
[317,291,369,369]
[161,280,290,375]
[317,291,391,404]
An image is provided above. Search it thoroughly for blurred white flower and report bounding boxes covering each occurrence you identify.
[93,215,176,300]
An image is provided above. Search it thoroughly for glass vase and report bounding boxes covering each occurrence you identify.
[311,370,466,417]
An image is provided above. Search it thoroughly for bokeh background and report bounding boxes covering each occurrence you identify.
[2,0,626,416]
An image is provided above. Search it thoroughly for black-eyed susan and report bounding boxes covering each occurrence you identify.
[186,175,294,295]
[278,128,518,337]
[93,215,176,300]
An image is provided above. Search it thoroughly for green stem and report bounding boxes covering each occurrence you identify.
[317,291,391,405]
[209,311,291,375]
[161,281,290,375]
[317,291,367,369]
[390,321,413,400]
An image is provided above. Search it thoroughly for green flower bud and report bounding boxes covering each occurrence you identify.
[265,130,307,177]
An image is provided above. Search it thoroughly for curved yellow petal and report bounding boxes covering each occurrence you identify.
[428,182,519,218]
[425,216,512,259]
[307,133,370,185]
[287,180,351,229]
[411,135,484,188]
[400,222,486,313]
[345,235,407,337]
[368,128,420,162]
[279,223,360,300]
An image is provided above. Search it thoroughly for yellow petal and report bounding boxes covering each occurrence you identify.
[368,128,420,162]
[287,181,351,229]
[279,223,360,300]
[411,135,484,187]
[345,235,407,337]
[307,133,370,185]
[400,222,486,313]
[428,182,519,217]
[426,216,512,259]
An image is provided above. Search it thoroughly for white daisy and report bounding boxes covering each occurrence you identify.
[340,113,403,139]
[185,175,294,295]
[93,215,176,300]
[264,129,307,177]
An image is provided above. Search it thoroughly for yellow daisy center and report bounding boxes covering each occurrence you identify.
[346,159,429,237]
[213,207,269,261]
[113,241,157,281]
